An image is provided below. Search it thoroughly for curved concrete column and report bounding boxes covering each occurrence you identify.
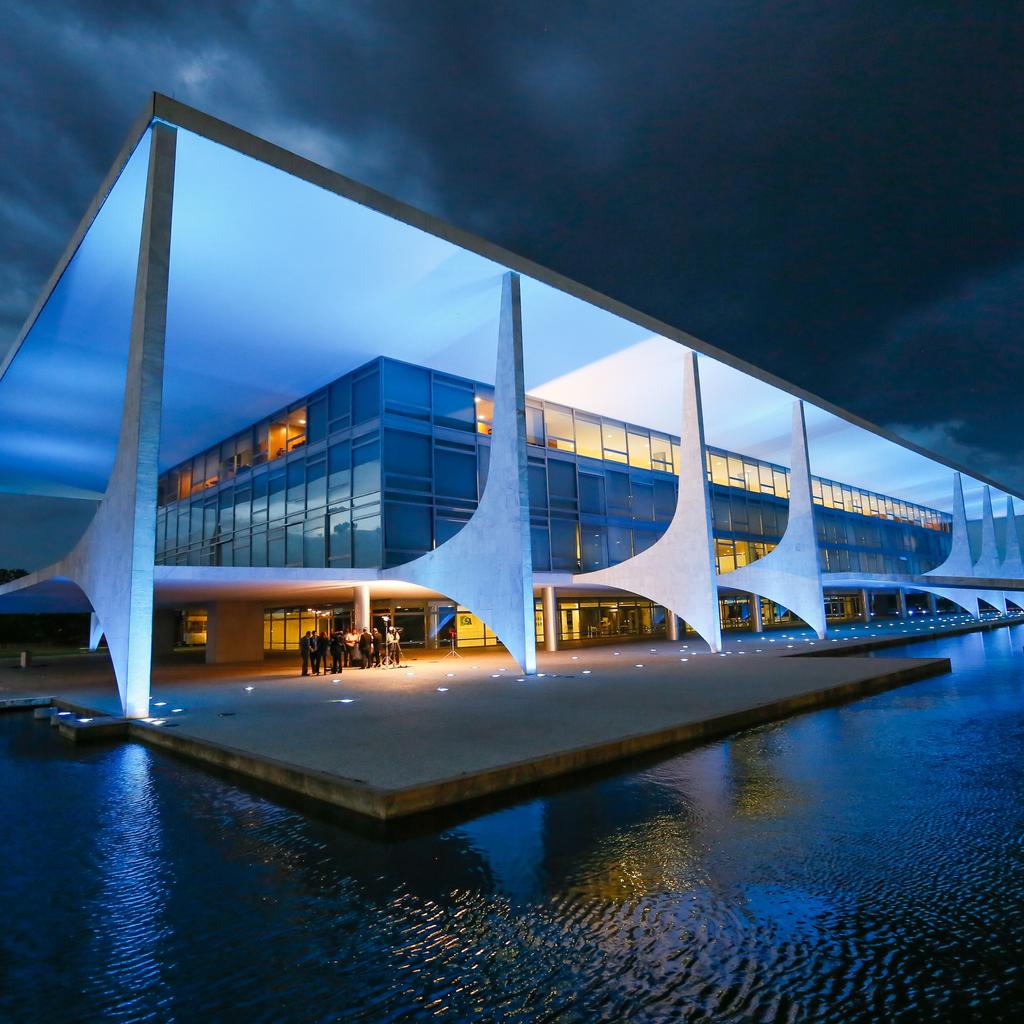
[720,402,826,638]
[1001,496,1023,577]
[88,612,104,652]
[56,124,176,718]
[974,486,1002,577]
[381,272,536,674]
[926,474,973,577]
[571,350,722,652]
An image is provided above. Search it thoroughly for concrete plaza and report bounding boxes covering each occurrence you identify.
[4,613,1005,820]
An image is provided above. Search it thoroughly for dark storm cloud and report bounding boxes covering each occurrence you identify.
[1,0,1022,510]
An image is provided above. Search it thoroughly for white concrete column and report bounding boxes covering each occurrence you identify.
[572,350,722,652]
[206,602,265,664]
[542,586,559,651]
[57,123,177,718]
[720,402,826,639]
[381,272,537,674]
[896,588,908,619]
[860,588,872,623]
[749,594,763,632]
[1001,496,1023,577]
[926,592,937,616]
[974,486,1001,576]
[666,611,680,641]
[926,474,974,577]
[354,584,371,631]
[88,612,104,652]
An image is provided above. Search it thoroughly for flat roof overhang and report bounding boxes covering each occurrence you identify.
[0,93,1018,517]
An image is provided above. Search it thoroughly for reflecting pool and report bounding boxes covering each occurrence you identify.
[3,626,1023,1022]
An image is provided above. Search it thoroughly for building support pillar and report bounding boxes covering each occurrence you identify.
[380,272,537,674]
[354,584,371,631]
[926,592,937,616]
[88,612,104,652]
[54,123,177,719]
[205,602,265,664]
[666,611,680,641]
[425,603,440,649]
[860,588,872,623]
[720,402,826,639]
[572,351,722,652]
[896,588,908,620]
[542,586,559,652]
[749,594,763,633]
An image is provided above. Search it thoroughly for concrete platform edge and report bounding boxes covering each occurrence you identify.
[127,656,951,821]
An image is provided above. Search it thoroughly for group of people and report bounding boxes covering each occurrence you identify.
[299,624,403,676]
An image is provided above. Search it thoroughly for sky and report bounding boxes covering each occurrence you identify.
[0,1,1022,567]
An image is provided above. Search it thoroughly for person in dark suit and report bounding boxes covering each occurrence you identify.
[329,632,343,673]
[358,628,373,669]
[299,631,311,676]
[371,627,383,667]
[310,632,322,675]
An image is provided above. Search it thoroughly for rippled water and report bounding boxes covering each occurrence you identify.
[2,626,1024,1023]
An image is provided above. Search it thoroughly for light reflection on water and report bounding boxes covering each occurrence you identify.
[1,624,1023,1022]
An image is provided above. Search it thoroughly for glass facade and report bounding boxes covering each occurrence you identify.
[156,355,952,581]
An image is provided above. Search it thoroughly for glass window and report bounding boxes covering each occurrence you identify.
[234,486,251,532]
[328,442,351,503]
[550,518,579,571]
[433,379,475,430]
[653,479,676,519]
[650,433,672,472]
[307,397,327,444]
[268,468,286,521]
[306,459,326,509]
[575,416,602,460]
[579,473,605,515]
[353,438,380,496]
[303,517,325,566]
[607,525,632,564]
[606,470,630,516]
[436,446,477,499]
[531,525,550,570]
[286,523,303,565]
[383,361,430,413]
[710,454,729,487]
[602,422,628,463]
[254,422,269,465]
[548,459,577,510]
[328,378,351,427]
[631,479,654,520]
[475,390,494,435]
[385,503,432,554]
[774,469,789,499]
[286,460,305,515]
[287,407,307,452]
[384,429,431,480]
[268,526,285,566]
[353,368,381,425]
[328,511,351,567]
[528,462,548,510]
[353,513,381,566]
[544,406,575,452]
[525,405,544,446]
[580,523,607,571]
[627,431,651,470]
